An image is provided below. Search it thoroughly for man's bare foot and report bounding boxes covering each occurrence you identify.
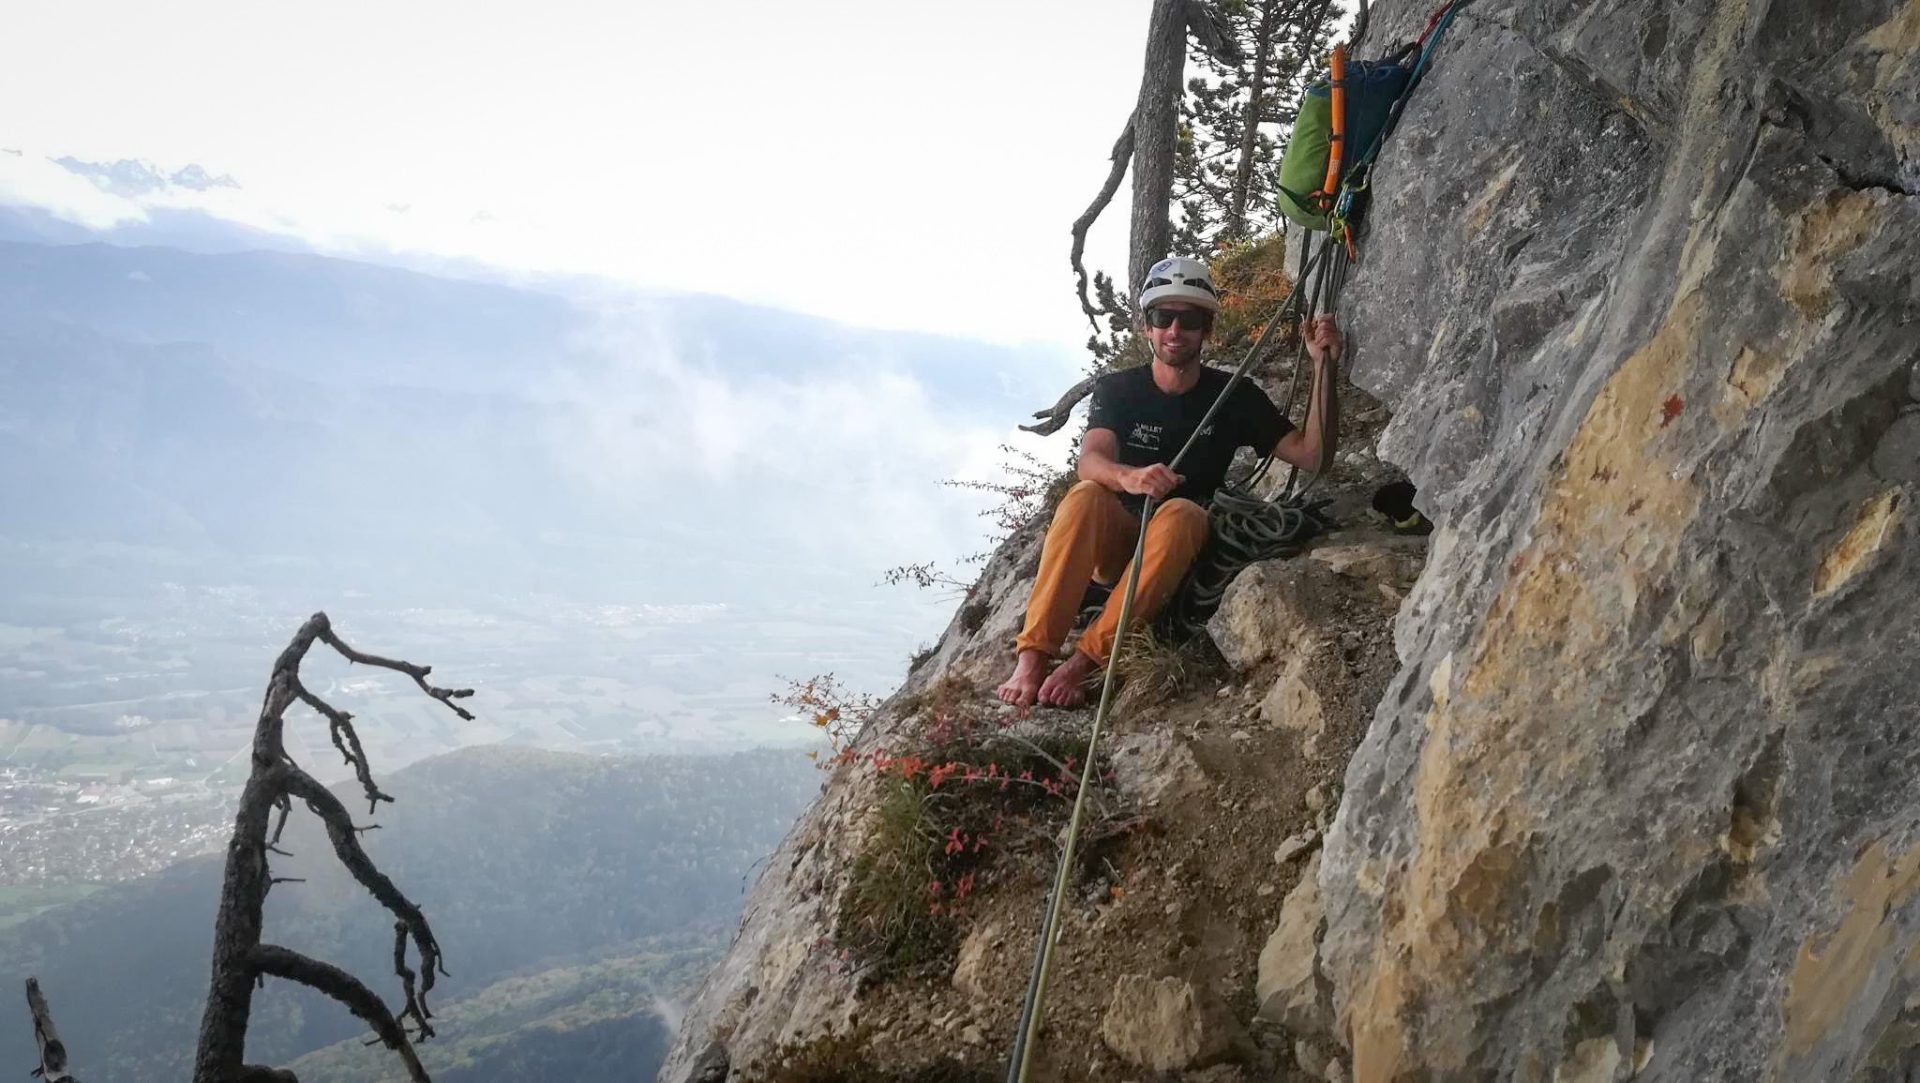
[1037,650,1099,708]
[996,649,1050,708]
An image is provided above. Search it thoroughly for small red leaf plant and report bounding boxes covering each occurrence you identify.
[774,672,883,769]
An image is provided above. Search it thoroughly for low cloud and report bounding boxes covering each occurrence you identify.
[544,302,1047,578]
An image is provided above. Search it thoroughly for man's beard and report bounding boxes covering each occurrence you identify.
[1158,343,1201,367]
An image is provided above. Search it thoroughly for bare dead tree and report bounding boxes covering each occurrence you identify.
[192,612,474,1083]
[26,978,79,1083]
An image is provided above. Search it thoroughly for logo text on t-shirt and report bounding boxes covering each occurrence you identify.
[1127,422,1163,450]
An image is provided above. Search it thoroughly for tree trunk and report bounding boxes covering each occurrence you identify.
[1127,0,1191,297]
[1225,0,1283,239]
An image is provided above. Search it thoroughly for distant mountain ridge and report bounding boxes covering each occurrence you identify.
[0,239,585,392]
[54,156,241,196]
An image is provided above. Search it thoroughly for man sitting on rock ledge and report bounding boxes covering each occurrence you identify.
[997,256,1343,708]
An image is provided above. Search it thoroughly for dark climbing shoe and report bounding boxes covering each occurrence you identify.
[1372,479,1433,536]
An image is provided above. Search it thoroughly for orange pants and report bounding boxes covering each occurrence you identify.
[1014,480,1210,665]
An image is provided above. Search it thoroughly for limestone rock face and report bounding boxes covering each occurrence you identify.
[1320,0,1920,1080]
[657,0,1918,1078]
[1098,974,1245,1072]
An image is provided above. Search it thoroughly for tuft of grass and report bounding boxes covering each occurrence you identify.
[1115,625,1219,706]
[838,774,954,972]
[894,672,972,725]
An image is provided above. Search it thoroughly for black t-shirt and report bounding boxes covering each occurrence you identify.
[1087,364,1292,513]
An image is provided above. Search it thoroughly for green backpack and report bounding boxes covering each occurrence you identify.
[1276,57,1415,231]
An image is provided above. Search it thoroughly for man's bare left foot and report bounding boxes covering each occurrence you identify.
[996,649,1050,708]
[1037,651,1099,708]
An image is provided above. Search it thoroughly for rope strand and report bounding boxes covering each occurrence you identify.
[1004,10,1473,1063]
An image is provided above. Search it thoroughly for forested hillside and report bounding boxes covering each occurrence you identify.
[1,745,819,1081]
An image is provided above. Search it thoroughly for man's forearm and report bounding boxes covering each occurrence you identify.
[1301,359,1339,472]
[1077,450,1129,491]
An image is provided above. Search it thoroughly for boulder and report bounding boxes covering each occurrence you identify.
[1206,558,1340,671]
[1107,731,1209,808]
[950,919,1002,1000]
[1257,853,1328,1039]
[1099,974,1245,1072]
[1305,538,1426,588]
[1273,828,1319,867]
[1257,656,1327,750]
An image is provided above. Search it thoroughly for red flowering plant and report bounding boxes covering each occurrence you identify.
[836,711,1137,977]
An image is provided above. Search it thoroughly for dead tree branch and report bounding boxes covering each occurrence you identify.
[315,627,476,721]
[1070,118,1137,329]
[1019,376,1101,436]
[192,611,471,1083]
[26,978,79,1083]
[252,945,430,1082]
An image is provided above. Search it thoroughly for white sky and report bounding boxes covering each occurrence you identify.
[1,0,1166,347]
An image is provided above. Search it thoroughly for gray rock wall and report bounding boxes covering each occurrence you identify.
[1322,0,1918,1080]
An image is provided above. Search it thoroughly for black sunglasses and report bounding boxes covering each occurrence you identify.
[1144,308,1213,331]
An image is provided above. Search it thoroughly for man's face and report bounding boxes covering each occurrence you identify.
[1143,301,1210,368]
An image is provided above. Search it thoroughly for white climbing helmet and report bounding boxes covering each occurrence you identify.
[1138,256,1221,313]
